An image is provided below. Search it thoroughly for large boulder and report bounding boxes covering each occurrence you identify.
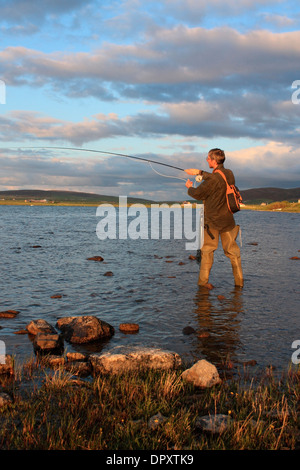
[90,346,182,374]
[181,359,222,388]
[56,315,114,344]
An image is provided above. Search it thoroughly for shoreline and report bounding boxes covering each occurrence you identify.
[0,199,300,212]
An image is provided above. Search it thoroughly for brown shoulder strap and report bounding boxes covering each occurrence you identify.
[214,169,229,186]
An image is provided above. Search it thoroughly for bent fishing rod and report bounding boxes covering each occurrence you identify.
[14,146,186,173]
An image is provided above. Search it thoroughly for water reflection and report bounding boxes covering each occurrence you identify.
[192,286,244,369]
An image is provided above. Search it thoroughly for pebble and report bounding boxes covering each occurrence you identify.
[182,326,196,335]
[0,310,19,318]
[119,323,139,334]
[0,392,13,408]
[87,256,104,261]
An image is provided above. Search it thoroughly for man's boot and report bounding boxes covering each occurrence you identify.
[198,226,219,287]
[220,225,244,287]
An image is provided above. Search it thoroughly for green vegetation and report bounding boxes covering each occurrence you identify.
[242,201,300,213]
[0,359,299,450]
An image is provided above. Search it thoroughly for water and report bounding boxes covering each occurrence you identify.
[0,205,299,374]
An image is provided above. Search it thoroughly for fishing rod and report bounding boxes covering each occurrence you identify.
[15,146,186,173]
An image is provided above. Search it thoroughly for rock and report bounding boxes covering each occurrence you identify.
[33,333,64,355]
[195,414,232,434]
[148,412,168,430]
[64,361,92,377]
[26,319,57,336]
[189,255,197,260]
[44,355,66,368]
[51,294,62,299]
[217,295,226,301]
[87,256,104,261]
[0,355,14,376]
[90,347,182,375]
[56,315,114,344]
[119,323,139,334]
[289,256,300,260]
[0,310,19,318]
[181,359,222,388]
[56,317,77,330]
[182,326,196,335]
[104,271,114,276]
[0,392,13,408]
[14,329,28,335]
[66,352,88,362]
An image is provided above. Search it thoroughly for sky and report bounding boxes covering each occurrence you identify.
[0,0,300,201]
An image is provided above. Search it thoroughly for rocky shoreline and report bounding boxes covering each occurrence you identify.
[0,314,224,391]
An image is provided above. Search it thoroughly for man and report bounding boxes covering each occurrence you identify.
[185,148,243,288]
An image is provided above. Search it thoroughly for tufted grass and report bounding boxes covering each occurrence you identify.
[0,360,299,450]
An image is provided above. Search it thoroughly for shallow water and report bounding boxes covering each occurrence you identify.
[0,205,299,374]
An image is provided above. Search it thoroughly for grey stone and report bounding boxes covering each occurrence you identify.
[195,414,232,434]
[181,359,222,388]
[90,346,182,375]
[148,412,168,430]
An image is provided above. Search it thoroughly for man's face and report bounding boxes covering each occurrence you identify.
[206,154,214,168]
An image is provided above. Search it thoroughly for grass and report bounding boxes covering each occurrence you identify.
[1,199,299,212]
[242,201,300,213]
[0,359,299,450]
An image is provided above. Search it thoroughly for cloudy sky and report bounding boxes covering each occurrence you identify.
[0,0,300,200]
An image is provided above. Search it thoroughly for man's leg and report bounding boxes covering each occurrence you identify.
[198,226,219,286]
[220,225,244,287]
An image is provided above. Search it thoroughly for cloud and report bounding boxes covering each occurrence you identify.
[1,140,298,200]
[1,26,300,100]
[1,86,300,148]
[0,0,88,23]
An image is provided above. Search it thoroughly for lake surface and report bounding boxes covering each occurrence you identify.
[0,204,299,375]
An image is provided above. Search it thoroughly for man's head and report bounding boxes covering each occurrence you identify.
[206,148,225,168]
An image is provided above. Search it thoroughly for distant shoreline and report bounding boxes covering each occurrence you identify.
[0,199,299,212]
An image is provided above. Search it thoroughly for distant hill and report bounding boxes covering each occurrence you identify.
[0,189,154,205]
[0,187,299,205]
[240,187,300,204]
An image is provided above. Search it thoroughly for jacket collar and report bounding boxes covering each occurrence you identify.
[213,163,224,173]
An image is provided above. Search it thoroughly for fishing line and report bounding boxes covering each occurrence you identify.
[148,161,187,182]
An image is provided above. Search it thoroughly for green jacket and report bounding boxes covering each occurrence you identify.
[187,164,236,233]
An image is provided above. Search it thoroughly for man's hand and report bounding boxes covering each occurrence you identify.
[185,179,193,188]
[185,168,200,175]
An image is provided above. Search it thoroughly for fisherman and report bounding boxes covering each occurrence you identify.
[185,148,243,288]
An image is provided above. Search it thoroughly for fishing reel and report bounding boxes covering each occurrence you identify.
[195,174,203,183]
